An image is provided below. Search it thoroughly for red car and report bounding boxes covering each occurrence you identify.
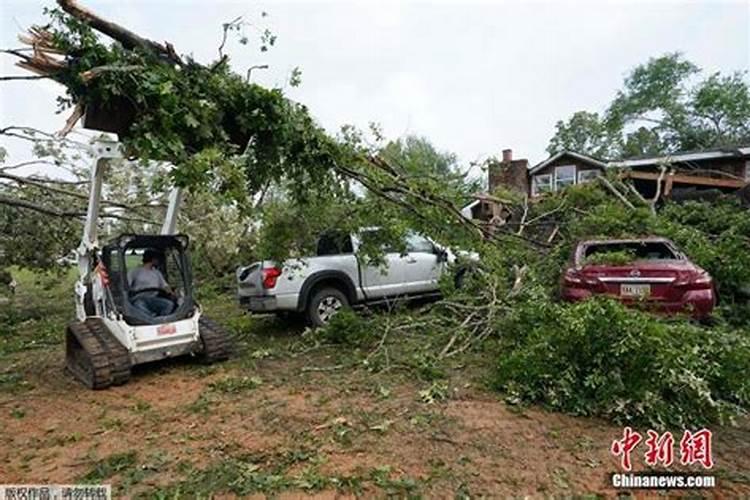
[561,237,715,319]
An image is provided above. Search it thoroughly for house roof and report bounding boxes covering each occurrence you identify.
[528,150,608,175]
[608,145,750,168]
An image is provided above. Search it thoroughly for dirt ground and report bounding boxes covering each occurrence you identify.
[1,275,748,497]
[1,339,749,498]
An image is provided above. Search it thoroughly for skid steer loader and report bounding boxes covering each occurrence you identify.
[65,139,231,389]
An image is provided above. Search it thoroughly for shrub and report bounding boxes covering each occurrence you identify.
[317,309,373,346]
[493,296,750,427]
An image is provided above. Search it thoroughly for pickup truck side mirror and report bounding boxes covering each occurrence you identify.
[435,247,448,263]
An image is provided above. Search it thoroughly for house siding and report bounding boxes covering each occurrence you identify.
[529,155,603,196]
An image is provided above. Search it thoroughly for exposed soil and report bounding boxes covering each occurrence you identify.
[1,341,748,498]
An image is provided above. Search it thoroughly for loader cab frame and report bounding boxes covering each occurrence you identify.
[102,233,196,326]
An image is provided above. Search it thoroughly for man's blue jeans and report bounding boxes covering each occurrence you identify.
[133,296,174,317]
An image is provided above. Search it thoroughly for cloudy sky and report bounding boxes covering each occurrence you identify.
[1,0,748,173]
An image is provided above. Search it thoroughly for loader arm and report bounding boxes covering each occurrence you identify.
[75,140,122,320]
[75,139,181,321]
[160,187,182,235]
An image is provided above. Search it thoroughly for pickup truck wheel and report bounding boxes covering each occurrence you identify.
[307,287,348,327]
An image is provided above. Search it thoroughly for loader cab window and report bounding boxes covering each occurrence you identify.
[102,234,195,325]
[125,249,176,318]
[164,247,187,298]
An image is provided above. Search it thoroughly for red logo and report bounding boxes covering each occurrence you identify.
[611,426,642,471]
[644,430,674,467]
[679,429,713,469]
[157,324,176,336]
[611,428,714,471]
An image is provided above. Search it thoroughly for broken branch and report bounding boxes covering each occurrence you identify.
[56,0,183,65]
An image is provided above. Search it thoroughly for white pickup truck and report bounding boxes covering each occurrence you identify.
[236,230,470,326]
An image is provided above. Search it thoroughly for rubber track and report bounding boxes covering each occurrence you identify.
[65,319,131,389]
[66,321,112,390]
[198,316,232,363]
[87,318,131,386]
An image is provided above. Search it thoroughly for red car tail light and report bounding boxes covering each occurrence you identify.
[563,269,584,285]
[674,270,713,290]
[563,269,600,287]
[262,267,282,289]
[685,271,713,290]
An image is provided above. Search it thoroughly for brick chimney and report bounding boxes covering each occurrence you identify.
[489,148,529,195]
[502,149,513,163]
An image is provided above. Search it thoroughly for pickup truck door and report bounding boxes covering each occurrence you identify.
[403,233,443,294]
[357,232,443,299]
[359,252,414,299]
[356,230,412,299]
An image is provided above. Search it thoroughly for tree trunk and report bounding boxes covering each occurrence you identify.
[57,0,183,65]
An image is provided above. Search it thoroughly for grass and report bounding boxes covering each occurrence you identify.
[0,371,33,394]
[147,456,423,498]
[82,451,138,482]
[0,267,76,356]
[208,375,263,393]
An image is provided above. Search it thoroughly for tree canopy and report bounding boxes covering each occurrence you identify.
[548,53,750,159]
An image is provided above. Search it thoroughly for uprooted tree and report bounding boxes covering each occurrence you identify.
[2,1,749,428]
[2,0,509,267]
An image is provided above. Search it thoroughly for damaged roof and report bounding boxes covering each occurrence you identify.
[608,145,750,168]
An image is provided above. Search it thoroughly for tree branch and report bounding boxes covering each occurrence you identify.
[0,159,58,173]
[597,175,635,209]
[0,193,155,223]
[218,16,243,58]
[0,171,164,211]
[650,165,667,213]
[56,0,183,65]
[0,193,80,217]
[0,75,51,81]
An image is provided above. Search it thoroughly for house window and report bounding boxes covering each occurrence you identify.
[578,169,600,184]
[555,165,577,190]
[531,174,553,196]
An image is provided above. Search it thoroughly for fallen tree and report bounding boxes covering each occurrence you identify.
[318,181,750,427]
[4,1,749,429]
[4,0,540,256]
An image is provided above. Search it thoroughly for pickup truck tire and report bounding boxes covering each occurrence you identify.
[306,287,349,327]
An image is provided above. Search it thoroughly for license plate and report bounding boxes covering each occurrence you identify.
[621,284,650,297]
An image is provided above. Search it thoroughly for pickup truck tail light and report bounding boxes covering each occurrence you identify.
[262,267,282,289]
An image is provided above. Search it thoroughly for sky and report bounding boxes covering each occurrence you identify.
[1,0,748,176]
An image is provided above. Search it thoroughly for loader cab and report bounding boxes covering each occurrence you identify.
[102,233,196,325]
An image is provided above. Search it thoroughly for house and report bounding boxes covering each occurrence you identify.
[463,144,750,222]
[609,146,750,199]
[465,149,605,223]
[527,151,606,196]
